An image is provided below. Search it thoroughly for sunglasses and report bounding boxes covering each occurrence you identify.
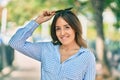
[55,7,73,13]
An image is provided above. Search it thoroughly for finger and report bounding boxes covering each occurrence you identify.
[51,11,56,15]
[48,11,55,16]
[45,11,55,16]
[46,11,53,16]
[42,11,48,16]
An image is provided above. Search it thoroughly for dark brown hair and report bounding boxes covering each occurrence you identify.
[50,9,87,48]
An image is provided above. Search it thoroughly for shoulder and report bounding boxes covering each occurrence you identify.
[79,47,96,62]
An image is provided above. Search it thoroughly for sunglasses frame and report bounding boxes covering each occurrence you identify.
[55,7,73,13]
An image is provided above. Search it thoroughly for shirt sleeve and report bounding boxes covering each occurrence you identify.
[9,20,43,61]
[84,51,96,80]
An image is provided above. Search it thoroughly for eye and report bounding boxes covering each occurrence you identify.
[65,25,70,29]
[66,26,70,28]
[55,27,61,31]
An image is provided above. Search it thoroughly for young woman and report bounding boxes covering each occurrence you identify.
[9,8,96,80]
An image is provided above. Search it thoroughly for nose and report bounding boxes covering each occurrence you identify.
[61,29,65,35]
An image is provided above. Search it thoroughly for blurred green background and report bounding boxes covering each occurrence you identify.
[0,0,120,80]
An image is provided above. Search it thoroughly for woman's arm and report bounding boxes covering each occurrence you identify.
[9,11,55,61]
[9,20,43,61]
[84,52,96,80]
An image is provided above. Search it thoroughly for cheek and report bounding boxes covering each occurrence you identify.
[72,33,76,40]
[56,31,58,37]
[56,31,59,39]
[70,30,75,37]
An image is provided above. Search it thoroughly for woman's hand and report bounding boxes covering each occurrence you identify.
[35,11,55,24]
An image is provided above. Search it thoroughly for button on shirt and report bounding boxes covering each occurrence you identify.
[9,20,96,80]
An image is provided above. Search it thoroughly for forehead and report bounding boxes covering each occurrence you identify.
[55,17,68,26]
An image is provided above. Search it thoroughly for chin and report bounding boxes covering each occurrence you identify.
[61,42,69,45]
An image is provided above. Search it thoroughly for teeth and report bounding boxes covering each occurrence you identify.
[61,36,67,40]
[62,37,66,40]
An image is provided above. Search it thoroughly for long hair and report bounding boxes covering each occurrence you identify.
[50,9,87,48]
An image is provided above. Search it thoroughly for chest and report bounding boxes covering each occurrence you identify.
[41,46,89,79]
[60,49,79,63]
[42,56,88,80]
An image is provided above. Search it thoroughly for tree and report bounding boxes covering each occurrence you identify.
[90,0,116,79]
[6,0,73,26]
[109,0,120,29]
[7,0,44,25]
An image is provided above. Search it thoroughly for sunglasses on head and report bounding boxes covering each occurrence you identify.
[55,7,73,13]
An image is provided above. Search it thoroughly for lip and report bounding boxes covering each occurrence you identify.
[60,36,69,40]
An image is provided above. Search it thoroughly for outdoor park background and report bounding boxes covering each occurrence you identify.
[0,0,120,80]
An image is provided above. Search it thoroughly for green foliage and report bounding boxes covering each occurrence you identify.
[6,0,93,26]
[105,0,120,29]
[104,0,114,9]
[107,40,120,52]
[7,0,42,25]
[112,0,120,29]
[6,0,120,30]
[6,0,74,25]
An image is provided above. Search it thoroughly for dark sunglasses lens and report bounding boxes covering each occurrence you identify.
[55,7,73,13]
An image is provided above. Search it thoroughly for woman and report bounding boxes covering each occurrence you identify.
[9,8,96,80]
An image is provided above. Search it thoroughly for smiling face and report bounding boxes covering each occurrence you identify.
[55,17,76,45]
[51,10,87,47]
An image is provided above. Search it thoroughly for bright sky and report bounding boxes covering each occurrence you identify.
[0,0,10,7]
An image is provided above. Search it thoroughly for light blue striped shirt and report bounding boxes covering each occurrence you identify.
[9,20,96,80]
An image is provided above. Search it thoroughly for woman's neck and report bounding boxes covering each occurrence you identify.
[60,42,80,51]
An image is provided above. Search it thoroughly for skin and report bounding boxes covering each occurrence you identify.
[35,11,80,63]
[55,17,76,46]
[35,11,55,24]
[55,17,80,62]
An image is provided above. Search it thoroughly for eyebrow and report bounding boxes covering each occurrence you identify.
[55,24,70,27]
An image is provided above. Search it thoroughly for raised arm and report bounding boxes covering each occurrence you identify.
[9,11,55,61]
[35,10,55,24]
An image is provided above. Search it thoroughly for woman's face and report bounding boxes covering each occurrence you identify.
[55,17,76,45]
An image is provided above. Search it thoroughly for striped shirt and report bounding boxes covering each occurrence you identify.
[9,20,96,80]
